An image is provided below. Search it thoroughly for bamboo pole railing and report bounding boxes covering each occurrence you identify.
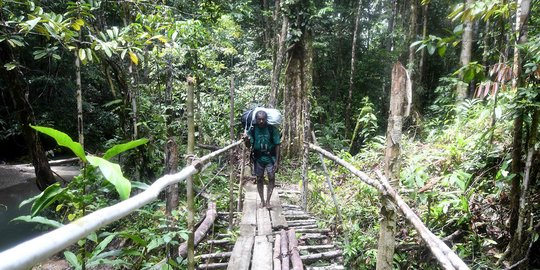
[309,143,470,270]
[0,140,242,270]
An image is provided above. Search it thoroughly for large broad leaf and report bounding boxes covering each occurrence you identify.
[12,215,63,228]
[103,138,149,160]
[90,234,116,259]
[64,251,82,270]
[30,183,65,217]
[87,156,131,200]
[30,125,86,162]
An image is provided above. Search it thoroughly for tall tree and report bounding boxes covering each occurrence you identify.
[377,62,407,270]
[509,0,532,266]
[0,43,56,190]
[165,57,179,216]
[456,0,475,103]
[345,0,363,137]
[418,2,428,87]
[269,3,288,107]
[282,0,313,158]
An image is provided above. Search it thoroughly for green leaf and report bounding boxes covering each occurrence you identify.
[64,251,82,270]
[410,40,424,48]
[132,181,150,190]
[103,138,148,160]
[86,48,93,62]
[128,51,138,65]
[464,68,475,82]
[12,215,63,228]
[87,156,131,200]
[30,125,86,162]
[78,48,86,61]
[19,192,41,208]
[91,234,116,258]
[87,232,98,243]
[30,183,65,217]
[4,62,17,71]
[25,17,41,31]
[437,46,447,57]
[427,44,436,55]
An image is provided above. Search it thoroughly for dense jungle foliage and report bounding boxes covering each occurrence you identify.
[1,0,539,269]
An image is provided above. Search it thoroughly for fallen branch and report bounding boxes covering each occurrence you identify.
[179,201,218,258]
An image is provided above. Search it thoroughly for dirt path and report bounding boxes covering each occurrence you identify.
[0,164,80,190]
[0,164,80,252]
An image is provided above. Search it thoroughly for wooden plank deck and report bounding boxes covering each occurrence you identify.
[227,184,286,270]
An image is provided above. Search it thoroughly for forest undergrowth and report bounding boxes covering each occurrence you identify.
[305,91,540,269]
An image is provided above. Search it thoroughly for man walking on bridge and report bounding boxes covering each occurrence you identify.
[243,110,281,209]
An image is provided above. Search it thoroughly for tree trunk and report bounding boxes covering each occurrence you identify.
[456,0,474,103]
[75,51,84,148]
[0,43,55,191]
[407,0,417,73]
[407,0,418,115]
[283,6,313,159]
[386,0,397,52]
[186,76,196,270]
[376,62,407,270]
[228,76,235,230]
[511,109,539,266]
[165,58,179,216]
[269,15,289,108]
[418,3,428,85]
[509,1,532,265]
[165,139,179,215]
[509,0,531,248]
[262,0,272,50]
[345,0,363,137]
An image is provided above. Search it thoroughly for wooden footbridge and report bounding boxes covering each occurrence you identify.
[193,184,344,270]
[0,139,469,270]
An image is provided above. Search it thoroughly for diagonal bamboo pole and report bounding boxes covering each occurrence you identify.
[308,143,469,270]
[0,140,242,270]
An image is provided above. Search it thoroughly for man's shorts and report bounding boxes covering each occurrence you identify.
[254,161,275,178]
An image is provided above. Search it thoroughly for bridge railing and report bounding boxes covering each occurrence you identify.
[309,143,470,270]
[0,140,242,270]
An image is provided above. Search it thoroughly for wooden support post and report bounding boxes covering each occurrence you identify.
[288,229,304,270]
[229,75,235,230]
[311,131,343,227]
[186,76,196,270]
[301,101,310,210]
[237,145,246,212]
